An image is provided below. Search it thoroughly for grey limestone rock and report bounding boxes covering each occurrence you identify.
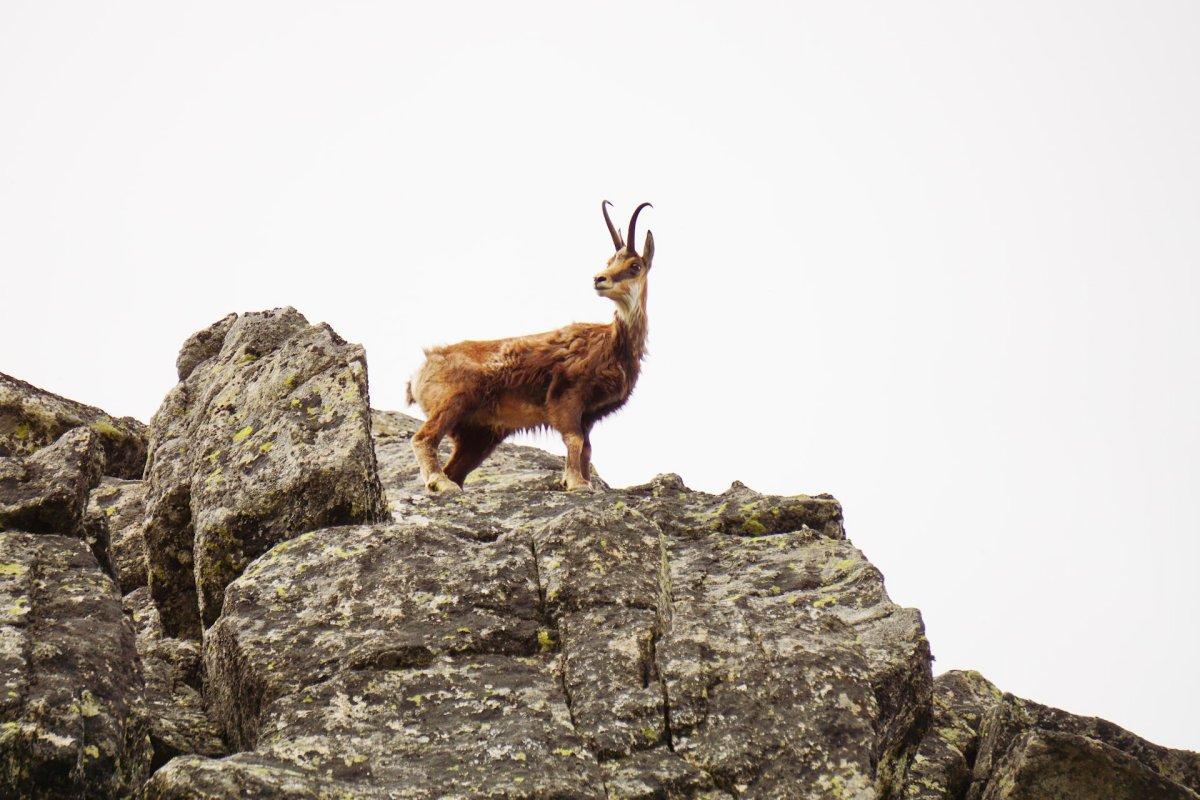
[0,427,105,544]
[3,337,1197,800]
[146,656,605,799]
[142,308,387,638]
[965,692,1200,800]
[204,520,542,750]
[0,372,147,479]
[901,670,1004,799]
[157,410,934,799]
[123,587,226,770]
[0,532,152,798]
[84,476,149,594]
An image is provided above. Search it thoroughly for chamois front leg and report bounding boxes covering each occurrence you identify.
[412,411,462,495]
[579,429,593,483]
[560,429,595,492]
[549,398,593,492]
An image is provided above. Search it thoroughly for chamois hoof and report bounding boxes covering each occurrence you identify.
[426,474,462,495]
[564,479,597,493]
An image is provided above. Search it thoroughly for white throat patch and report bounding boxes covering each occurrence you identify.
[617,282,644,327]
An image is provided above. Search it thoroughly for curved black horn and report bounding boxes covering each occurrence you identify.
[626,202,652,254]
[602,200,624,251]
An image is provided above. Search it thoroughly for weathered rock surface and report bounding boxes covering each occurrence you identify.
[965,692,1200,799]
[902,670,1004,799]
[142,308,387,638]
[0,427,105,544]
[0,372,147,479]
[153,407,925,799]
[124,587,227,770]
[84,476,149,594]
[205,520,543,750]
[4,314,1198,799]
[0,532,151,798]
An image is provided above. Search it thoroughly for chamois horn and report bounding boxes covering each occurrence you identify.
[626,203,652,255]
[602,200,624,251]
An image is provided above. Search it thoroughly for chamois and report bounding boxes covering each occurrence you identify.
[407,201,654,493]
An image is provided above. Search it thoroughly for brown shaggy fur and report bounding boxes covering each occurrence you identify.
[408,203,655,493]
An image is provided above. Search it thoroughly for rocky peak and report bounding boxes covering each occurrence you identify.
[0,309,1195,799]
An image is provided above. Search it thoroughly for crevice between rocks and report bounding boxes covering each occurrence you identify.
[527,530,582,737]
[649,632,674,753]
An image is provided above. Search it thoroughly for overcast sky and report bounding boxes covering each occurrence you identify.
[2,1,1196,750]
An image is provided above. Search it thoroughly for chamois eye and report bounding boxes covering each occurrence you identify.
[629,264,641,275]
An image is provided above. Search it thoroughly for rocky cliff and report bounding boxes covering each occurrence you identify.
[0,308,1196,799]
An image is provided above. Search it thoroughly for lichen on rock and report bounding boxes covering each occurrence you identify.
[0,372,147,479]
[142,308,387,638]
[0,427,106,564]
[1,313,1197,799]
[0,532,152,798]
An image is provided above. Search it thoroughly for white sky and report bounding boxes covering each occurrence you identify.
[2,1,1196,750]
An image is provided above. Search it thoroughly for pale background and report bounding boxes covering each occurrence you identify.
[1,1,1196,749]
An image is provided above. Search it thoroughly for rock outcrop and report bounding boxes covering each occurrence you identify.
[1,427,105,540]
[141,307,387,638]
[0,372,147,479]
[2,309,1197,799]
[0,532,151,798]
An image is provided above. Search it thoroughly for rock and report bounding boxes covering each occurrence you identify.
[157,414,935,799]
[1,357,1192,798]
[973,730,1196,800]
[966,692,1200,800]
[602,748,729,799]
[142,308,387,637]
[0,532,151,798]
[175,313,237,382]
[84,477,148,594]
[533,504,670,760]
[145,657,605,800]
[204,521,542,749]
[0,372,148,479]
[123,588,226,769]
[901,670,1004,799]
[657,529,929,798]
[625,472,845,540]
[0,427,105,542]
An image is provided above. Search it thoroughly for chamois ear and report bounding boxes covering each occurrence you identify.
[642,230,655,268]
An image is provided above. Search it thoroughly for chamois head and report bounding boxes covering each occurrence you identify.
[594,201,654,320]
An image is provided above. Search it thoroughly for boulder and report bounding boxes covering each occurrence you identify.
[142,308,387,637]
[965,692,1200,799]
[972,730,1196,800]
[901,670,1004,799]
[0,427,105,542]
[0,372,147,479]
[0,532,151,798]
[84,477,149,594]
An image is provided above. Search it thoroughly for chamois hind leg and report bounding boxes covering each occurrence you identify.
[444,425,505,487]
[412,408,463,494]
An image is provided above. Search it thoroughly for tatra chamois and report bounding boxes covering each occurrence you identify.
[407,201,654,493]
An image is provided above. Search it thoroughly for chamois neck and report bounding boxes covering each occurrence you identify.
[612,284,648,364]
